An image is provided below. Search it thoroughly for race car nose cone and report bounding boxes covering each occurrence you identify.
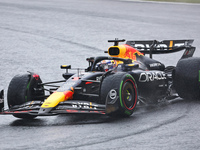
[41,92,66,108]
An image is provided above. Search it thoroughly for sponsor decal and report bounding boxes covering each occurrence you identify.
[72,102,97,109]
[134,42,184,51]
[149,63,162,68]
[123,45,143,61]
[139,72,166,82]
[109,89,117,100]
[107,89,118,104]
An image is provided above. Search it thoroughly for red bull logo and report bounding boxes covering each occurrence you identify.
[108,44,144,61]
[123,44,143,61]
[63,87,74,100]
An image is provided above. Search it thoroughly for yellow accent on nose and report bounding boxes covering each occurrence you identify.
[41,92,66,108]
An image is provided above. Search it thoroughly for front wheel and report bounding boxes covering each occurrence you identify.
[101,72,138,117]
[7,72,44,119]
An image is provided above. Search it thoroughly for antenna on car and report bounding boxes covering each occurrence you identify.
[108,38,126,46]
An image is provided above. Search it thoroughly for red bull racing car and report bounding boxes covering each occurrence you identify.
[0,39,200,119]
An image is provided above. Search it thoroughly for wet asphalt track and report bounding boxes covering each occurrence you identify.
[0,0,200,149]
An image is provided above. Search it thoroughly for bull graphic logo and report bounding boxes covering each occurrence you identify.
[123,45,143,61]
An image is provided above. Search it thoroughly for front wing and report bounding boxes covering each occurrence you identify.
[0,100,106,116]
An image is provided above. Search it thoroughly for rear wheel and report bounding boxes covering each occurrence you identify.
[173,57,200,100]
[7,73,44,119]
[101,72,138,117]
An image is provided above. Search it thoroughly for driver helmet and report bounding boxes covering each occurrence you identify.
[98,60,117,71]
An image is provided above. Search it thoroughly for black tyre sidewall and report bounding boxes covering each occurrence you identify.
[174,57,200,100]
[7,74,30,108]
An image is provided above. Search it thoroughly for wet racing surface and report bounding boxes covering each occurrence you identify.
[0,0,200,149]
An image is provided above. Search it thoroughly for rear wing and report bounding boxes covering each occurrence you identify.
[126,40,195,59]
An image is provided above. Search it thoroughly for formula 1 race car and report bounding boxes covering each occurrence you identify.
[0,39,200,119]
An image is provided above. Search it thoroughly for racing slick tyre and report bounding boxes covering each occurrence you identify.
[101,72,138,117]
[7,73,44,119]
[174,57,200,100]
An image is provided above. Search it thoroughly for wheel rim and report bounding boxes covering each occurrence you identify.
[122,79,137,110]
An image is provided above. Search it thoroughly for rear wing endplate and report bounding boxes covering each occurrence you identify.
[126,40,195,58]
